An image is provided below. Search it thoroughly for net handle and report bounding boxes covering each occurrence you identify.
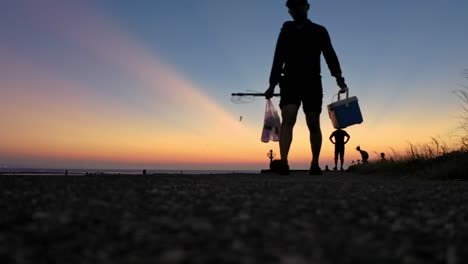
[231,93,280,97]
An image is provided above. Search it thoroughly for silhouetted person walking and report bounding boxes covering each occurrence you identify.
[265,0,347,175]
[356,146,369,163]
[329,128,350,171]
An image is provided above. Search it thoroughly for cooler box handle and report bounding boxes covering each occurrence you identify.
[337,88,349,101]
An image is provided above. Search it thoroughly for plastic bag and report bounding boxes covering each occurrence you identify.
[261,100,281,143]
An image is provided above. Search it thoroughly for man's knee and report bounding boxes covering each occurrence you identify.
[308,121,320,133]
[281,105,298,127]
[305,112,321,132]
[282,115,297,127]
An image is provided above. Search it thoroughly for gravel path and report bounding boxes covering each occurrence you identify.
[1,173,467,264]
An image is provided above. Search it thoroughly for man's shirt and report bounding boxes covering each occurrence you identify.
[270,19,342,87]
[330,129,350,146]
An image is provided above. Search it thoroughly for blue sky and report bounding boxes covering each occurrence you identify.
[1,0,468,169]
[91,0,468,116]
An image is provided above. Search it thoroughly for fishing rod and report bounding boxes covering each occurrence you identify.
[231,93,280,97]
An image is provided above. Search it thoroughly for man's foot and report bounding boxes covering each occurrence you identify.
[309,164,322,175]
[333,167,337,171]
[279,161,290,175]
[270,159,282,173]
[340,167,344,171]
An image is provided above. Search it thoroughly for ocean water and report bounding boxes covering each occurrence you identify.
[0,168,260,175]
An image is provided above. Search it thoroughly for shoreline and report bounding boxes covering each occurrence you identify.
[0,169,262,176]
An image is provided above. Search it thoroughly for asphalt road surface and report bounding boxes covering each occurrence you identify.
[1,172,467,264]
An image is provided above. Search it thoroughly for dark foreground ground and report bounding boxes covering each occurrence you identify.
[1,172,467,264]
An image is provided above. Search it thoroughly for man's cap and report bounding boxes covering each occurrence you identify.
[286,0,309,8]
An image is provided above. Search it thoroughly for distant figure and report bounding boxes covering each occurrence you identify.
[325,165,330,171]
[380,152,386,161]
[329,128,350,171]
[356,146,369,163]
[264,0,348,175]
[267,149,276,164]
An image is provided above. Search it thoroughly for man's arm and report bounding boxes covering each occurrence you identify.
[269,24,288,87]
[344,131,350,144]
[329,133,335,144]
[344,134,350,144]
[321,27,347,90]
[265,23,288,99]
[321,27,341,77]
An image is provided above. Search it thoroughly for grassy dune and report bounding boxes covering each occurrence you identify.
[349,71,468,180]
[348,143,468,180]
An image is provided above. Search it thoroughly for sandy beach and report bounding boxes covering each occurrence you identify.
[1,172,467,263]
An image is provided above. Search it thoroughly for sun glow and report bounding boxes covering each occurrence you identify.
[1,0,272,169]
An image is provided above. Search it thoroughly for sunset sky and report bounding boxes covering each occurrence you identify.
[1,0,467,170]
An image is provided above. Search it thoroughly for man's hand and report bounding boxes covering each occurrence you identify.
[335,74,348,93]
[264,85,275,99]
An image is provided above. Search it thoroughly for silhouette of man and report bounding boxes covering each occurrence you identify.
[356,146,369,163]
[329,128,350,171]
[265,0,347,175]
[380,152,386,161]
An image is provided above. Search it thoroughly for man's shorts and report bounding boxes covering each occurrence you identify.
[279,77,323,113]
[335,145,345,160]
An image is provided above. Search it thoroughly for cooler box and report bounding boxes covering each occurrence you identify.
[327,90,363,129]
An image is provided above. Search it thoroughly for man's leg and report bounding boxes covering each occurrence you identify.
[334,148,338,170]
[340,148,345,170]
[305,111,322,166]
[280,104,299,163]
